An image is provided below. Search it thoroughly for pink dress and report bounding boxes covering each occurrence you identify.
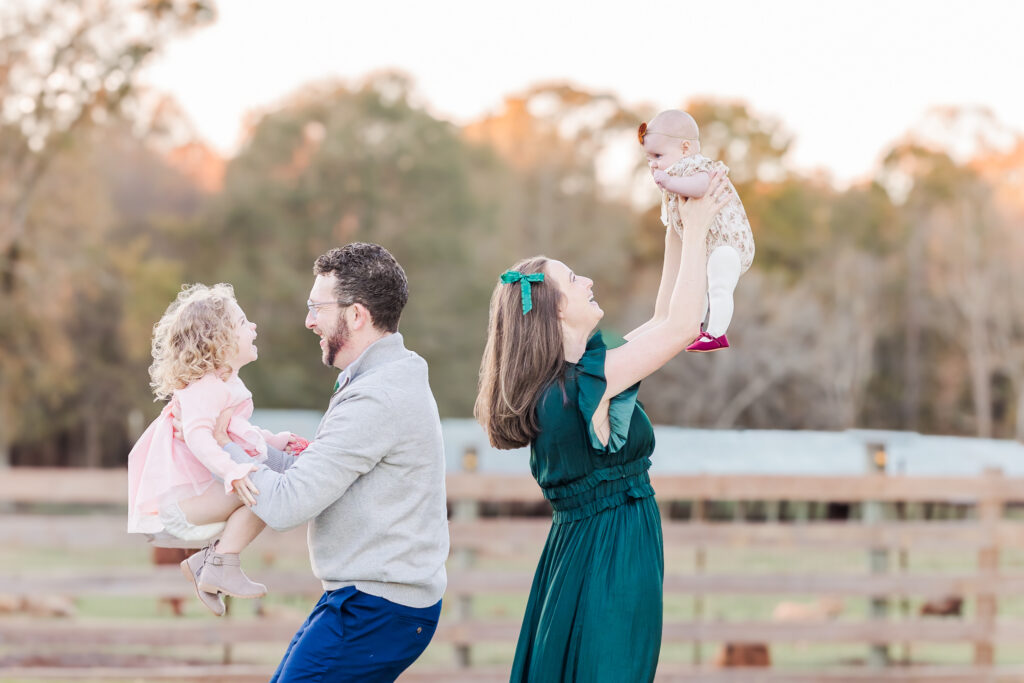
[127,372,291,534]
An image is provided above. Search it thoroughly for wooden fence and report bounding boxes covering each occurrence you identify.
[4,464,1024,681]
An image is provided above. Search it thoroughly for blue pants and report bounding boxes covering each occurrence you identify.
[270,586,442,682]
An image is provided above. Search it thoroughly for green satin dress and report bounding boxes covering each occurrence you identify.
[510,331,663,682]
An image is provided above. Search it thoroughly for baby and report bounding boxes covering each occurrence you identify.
[639,110,755,351]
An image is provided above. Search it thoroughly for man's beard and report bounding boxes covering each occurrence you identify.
[324,315,351,367]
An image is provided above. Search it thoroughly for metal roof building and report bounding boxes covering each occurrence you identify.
[253,411,1024,477]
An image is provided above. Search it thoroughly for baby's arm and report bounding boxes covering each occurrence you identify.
[654,170,711,198]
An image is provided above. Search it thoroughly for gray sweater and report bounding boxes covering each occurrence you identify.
[225,333,449,608]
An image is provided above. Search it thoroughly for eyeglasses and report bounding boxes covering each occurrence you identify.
[306,300,353,318]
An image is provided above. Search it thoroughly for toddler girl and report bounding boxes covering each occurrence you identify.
[639,109,755,351]
[127,283,307,615]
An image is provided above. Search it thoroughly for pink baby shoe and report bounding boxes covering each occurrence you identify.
[686,332,729,353]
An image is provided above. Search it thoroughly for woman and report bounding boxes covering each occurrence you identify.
[475,172,731,681]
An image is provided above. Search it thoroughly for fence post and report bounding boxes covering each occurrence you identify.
[692,497,706,667]
[974,467,1002,666]
[865,441,890,668]
[897,498,912,665]
[453,446,479,668]
[222,597,233,664]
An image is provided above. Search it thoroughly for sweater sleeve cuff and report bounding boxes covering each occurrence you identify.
[221,443,251,472]
[263,445,294,473]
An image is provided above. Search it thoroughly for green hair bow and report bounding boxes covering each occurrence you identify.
[500,270,545,314]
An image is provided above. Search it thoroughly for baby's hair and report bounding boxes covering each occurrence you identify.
[638,110,700,145]
[148,283,239,401]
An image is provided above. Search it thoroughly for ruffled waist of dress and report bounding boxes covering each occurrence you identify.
[543,460,655,524]
[541,457,652,501]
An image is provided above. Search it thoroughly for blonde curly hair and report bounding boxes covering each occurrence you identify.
[149,283,239,401]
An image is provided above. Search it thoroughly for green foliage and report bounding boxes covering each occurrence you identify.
[197,75,512,415]
[6,40,1024,463]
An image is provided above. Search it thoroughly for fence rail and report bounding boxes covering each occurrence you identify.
[3,466,1024,680]
[8,467,1024,505]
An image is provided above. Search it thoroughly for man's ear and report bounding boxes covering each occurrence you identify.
[350,303,373,331]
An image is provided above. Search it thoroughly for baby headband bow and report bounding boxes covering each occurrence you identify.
[500,270,545,314]
[637,121,697,145]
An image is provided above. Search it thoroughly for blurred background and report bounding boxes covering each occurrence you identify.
[3,0,1024,464]
[3,1,1024,680]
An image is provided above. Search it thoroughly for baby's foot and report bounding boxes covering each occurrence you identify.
[686,332,729,353]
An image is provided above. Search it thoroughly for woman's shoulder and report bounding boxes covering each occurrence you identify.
[534,331,625,428]
[579,329,627,370]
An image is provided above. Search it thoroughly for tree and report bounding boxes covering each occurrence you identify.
[195,73,514,417]
[683,99,793,187]
[0,0,214,466]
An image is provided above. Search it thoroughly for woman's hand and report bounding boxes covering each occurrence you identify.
[231,466,260,507]
[676,170,730,235]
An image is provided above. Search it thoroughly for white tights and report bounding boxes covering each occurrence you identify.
[700,246,742,338]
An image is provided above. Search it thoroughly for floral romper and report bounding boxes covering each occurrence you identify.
[660,154,755,273]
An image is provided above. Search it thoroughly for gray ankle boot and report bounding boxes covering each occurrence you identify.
[197,550,267,599]
[180,545,225,616]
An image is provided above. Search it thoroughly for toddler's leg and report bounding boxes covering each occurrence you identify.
[218,505,266,553]
[705,246,742,338]
[198,506,267,599]
[177,484,244,525]
[176,486,268,602]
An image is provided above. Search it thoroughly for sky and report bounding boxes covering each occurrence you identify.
[140,0,1024,187]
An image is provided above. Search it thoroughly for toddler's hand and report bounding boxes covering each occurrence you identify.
[285,435,310,456]
[231,466,260,507]
[653,170,671,189]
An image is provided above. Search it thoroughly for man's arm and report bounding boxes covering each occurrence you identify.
[218,392,394,531]
[223,443,296,474]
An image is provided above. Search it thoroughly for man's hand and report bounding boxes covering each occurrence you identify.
[231,466,260,507]
[212,407,233,446]
[170,399,184,441]
[169,403,234,447]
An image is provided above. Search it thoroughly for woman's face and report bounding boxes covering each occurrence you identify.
[546,260,603,331]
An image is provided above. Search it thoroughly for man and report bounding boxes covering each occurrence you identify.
[210,243,449,682]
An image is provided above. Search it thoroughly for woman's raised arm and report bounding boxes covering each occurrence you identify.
[604,171,731,400]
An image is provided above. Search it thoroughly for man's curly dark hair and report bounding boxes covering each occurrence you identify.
[313,243,408,333]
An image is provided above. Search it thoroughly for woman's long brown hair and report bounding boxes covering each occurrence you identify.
[474,257,565,449]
